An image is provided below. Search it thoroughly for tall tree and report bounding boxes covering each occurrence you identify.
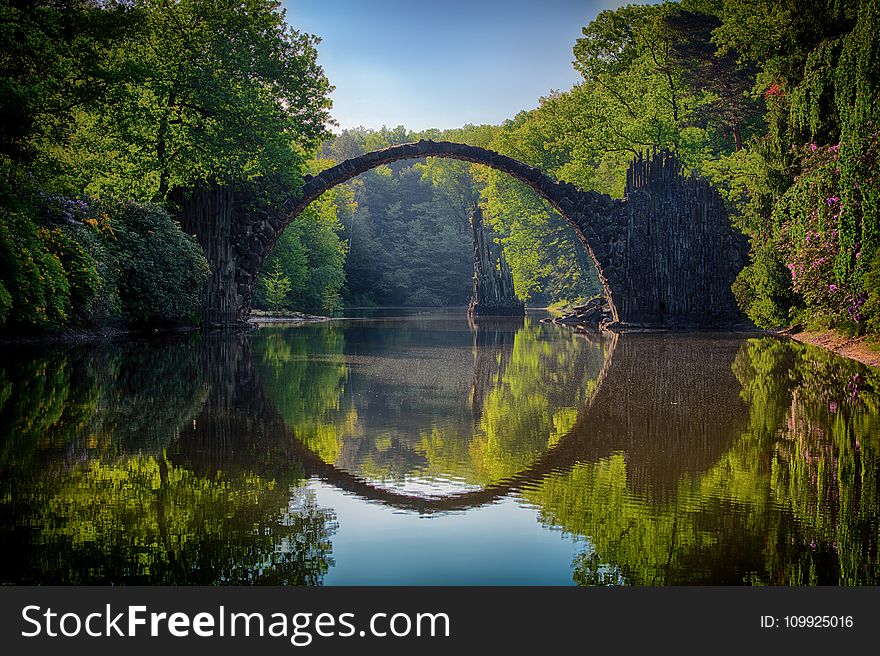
[71,0,333,200]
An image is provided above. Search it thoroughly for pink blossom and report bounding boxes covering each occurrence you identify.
[810,143,818,152]
[829,284,838,292]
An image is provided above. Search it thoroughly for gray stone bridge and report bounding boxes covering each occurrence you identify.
[174,141,747,327]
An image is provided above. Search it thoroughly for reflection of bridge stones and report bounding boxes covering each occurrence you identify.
[169,335,306,479]
[296,332,750,511]
[174,331,750,514]
[174,143,746,328]
[554,333,750,500]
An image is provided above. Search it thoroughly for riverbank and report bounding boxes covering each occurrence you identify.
[778,328,880,369]
[0,310,330,345]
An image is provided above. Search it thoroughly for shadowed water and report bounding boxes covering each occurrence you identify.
[1,309,878,585]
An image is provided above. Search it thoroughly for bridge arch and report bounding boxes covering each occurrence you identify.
[177,143,745,327]
[254,140,622,319]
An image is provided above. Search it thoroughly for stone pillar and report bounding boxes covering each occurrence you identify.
[169,183,243,327]
[468,204,525,317]
[616,149,747,327]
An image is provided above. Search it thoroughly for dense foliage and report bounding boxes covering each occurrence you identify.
[252,167,351,312]
[717,0,880,331]
[0,0,331,331]
[3,0,879,328]
[316,126,474,308]
[109,201,210,325]
[0,195,209,331]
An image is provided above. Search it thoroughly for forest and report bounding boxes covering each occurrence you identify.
[0,0,878,334]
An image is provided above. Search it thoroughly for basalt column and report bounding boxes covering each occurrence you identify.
[170,181,285,326]
[169,184,242,327]
[468,204,524,317]
[615,150,747,327]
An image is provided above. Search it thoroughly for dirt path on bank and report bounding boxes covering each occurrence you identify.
[782,329,880,369]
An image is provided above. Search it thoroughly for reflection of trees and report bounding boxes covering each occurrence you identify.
[253,325,352,465]
[0,340,207,467]
[254,316,611,488]
[526,336,880,585]
[0,336,337,585]
[0,349,98,468]
[2,456,333,584]
[463,319,609,484]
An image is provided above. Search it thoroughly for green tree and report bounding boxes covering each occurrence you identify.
[0,0,139,181]
[67,0,333,201]
[262,260,293,312]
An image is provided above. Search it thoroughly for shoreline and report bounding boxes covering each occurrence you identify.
[4,310,880,371]
[0,311,332,345]
[776,328,880,369]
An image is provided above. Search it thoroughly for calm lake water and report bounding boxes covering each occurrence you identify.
[1,309,878,585]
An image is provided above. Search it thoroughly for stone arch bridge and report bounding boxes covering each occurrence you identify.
[172,141,746,327]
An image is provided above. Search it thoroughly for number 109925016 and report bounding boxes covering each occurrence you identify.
[761,615,854,628]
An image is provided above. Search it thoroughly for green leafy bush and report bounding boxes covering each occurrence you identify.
[732,242,795,329]
[0,281,11,325]
[862,251,880,334]
[39,226,103,326]
[65,221,121,323]
[109,202,209,326]
[0,209,70,330]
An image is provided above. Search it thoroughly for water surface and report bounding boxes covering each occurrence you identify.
[1,309,878,585]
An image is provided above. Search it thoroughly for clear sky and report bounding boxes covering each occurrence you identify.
[282,0,629,132]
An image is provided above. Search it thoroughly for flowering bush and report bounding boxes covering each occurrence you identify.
[0,194,209,332]
[757,135,880,333]
[785,229,842,326]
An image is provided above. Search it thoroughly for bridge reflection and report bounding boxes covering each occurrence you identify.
[173,325,750,515]
[4,321,878,584]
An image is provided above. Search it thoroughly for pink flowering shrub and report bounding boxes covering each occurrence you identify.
[785,229,841,324]
[765,137,879,332]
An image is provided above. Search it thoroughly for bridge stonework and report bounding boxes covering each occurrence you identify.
[182,141,745,327]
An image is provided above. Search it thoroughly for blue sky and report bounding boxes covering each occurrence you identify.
[282,0,629,132]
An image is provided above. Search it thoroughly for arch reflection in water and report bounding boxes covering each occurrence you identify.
[253,313,613,506]
[1,312,879,585]
[527,335,880,585]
